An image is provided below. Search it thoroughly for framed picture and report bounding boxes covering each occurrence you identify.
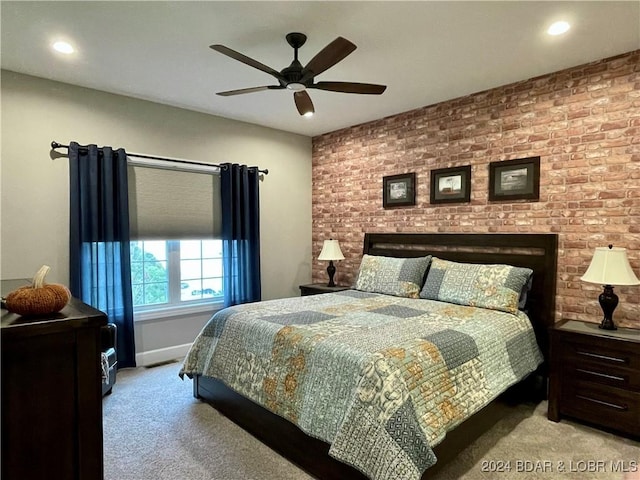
[430,165,471,204]
[489,156,540,201]
[383,172,416,208]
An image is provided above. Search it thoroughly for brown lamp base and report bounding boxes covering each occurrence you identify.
[326,260,336,287]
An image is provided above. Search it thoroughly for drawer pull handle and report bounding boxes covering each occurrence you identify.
[575,395,628,411]
[575,368,626,383]
[575,350,628,364]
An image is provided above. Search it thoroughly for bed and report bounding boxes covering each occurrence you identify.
[180,233,558,480]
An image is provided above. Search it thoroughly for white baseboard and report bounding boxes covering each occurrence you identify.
[135,343,192,367]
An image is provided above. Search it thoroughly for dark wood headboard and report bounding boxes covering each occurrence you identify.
[363,233,558,360]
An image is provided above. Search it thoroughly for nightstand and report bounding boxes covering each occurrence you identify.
[548,319,640,438]
[299,283,351,296]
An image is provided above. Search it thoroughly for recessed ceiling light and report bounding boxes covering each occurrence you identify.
[547,21,570,36]
[303,111,314,118]
[52,41,74,54]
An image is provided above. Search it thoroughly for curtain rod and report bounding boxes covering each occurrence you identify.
[50,141,269,175]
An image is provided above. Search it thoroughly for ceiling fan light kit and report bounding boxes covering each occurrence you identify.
[210,32,387,116]
[286,82,306,92]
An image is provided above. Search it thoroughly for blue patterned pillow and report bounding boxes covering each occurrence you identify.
[354,255,432,298]
[518,274,533,310]
[420,257,533,314]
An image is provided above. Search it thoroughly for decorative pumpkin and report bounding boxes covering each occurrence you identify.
[5,265,71,315]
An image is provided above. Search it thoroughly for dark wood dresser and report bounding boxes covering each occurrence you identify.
[548,319,640,438]
[1,280,107,480]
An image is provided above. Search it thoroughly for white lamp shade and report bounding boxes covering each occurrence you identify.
[318,239,345,261]
[580,247,640,286]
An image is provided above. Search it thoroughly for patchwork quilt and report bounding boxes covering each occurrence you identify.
[180,290,543,480]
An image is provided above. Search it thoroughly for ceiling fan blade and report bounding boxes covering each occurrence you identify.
[210,44,284,80]
[294,91,314,116]
[217,85,284,96]
[311,81,387,95]
[302,37,356,79]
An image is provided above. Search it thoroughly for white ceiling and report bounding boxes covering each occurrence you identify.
[2,1,638,137]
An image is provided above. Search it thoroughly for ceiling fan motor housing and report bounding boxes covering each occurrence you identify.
[281,61,304,84]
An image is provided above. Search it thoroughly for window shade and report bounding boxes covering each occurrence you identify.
[128,165,221,240]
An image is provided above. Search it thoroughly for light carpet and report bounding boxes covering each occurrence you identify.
[103,361,639,480]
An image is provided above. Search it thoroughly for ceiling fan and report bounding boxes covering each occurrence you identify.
[210,32,387,116]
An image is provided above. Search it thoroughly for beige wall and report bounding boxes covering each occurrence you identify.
[312,51,640,329]
[1,70,312,361]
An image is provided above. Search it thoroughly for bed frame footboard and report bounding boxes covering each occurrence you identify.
[194,375,530,480]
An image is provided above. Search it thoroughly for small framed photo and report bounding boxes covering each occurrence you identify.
[489,156,540,201]
[430,165,471,204]
[383,172,416,208]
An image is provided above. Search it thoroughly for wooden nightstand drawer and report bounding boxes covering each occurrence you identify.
[566,364,637,390]
[562,335,640,370]
[561,338,640,390]
[560,379,640,437]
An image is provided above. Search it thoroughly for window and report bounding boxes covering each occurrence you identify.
[130,239,223,310]
[127,161,223,316]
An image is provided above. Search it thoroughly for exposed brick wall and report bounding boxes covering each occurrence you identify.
[312,50,640,328]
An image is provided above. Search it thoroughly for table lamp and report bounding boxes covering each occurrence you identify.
[318,239,345,287]
[580,245,640,330]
